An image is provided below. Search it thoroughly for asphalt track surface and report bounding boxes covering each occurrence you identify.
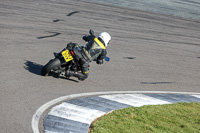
[1,0,200,133]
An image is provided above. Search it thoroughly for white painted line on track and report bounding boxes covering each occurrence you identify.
[45,131,57,133]
[100,94,171,107]
[192,95,200,99]
[48,102,105,124]
[32,91,200,133]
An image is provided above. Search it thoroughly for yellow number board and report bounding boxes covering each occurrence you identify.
[62,49,73,62]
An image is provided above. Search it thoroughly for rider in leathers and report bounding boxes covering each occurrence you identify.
[66,31,111,81]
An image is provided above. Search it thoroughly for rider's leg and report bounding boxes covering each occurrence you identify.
[66,71,88,81]
[66,61,89,81]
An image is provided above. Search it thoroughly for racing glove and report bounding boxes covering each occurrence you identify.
[82,35,88,42]
[96,59,103,65]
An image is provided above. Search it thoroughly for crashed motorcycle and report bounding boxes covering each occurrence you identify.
[41,30,109,79]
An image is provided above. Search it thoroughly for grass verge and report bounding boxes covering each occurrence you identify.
[89,103,200,133]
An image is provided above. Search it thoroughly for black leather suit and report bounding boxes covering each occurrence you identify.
[67,35,107,80]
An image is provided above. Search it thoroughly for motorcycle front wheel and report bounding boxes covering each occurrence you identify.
[41,58,61,76]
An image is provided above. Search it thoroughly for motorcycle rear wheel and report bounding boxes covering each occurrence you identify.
[41,58,61,76]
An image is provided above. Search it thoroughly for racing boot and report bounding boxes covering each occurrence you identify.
[66,70,87,81]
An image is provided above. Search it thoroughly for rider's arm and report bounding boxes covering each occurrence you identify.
[82,35,95,42]
[96,50,107,64]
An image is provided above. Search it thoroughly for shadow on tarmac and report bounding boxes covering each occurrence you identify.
[24,60,43,76]
[24,60,79,82]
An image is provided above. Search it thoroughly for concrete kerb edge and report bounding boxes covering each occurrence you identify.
[31,91,200,133]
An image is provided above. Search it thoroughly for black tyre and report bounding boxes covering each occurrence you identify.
[41,58,61,76]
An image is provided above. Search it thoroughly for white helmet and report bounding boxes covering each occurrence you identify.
[98,32,111,47]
